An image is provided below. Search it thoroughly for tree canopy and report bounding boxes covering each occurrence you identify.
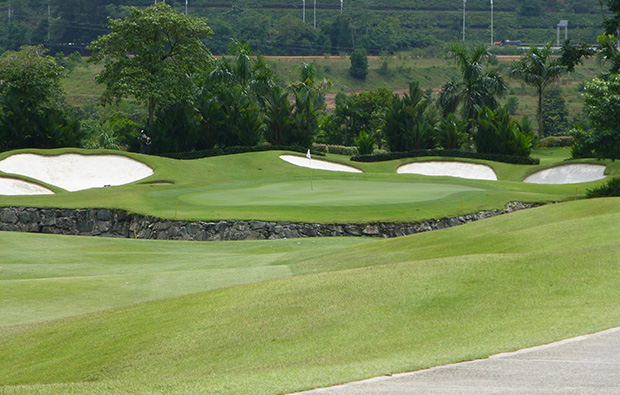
[439,44,507,124]
[87,3,214,126]
[510,44,567,136]
[0,45,80,150]
[0,45,64,109]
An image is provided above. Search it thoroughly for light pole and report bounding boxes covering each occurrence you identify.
[491,0,494,46]
[47,0,50,41]
[462,0,466,42]
[314,0,317,29]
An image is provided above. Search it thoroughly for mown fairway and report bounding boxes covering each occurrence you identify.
[1,198,619,394]
[1,149,619,394]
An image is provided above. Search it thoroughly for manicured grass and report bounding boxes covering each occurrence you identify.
[0,232,362,327]
[0,148,612,223]
[1,198,619,394]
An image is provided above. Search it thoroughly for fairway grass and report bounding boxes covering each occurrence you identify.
[1,198,619,394]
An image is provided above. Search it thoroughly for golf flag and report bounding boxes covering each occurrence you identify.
[307,149,313,190]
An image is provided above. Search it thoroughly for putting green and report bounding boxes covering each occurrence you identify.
[179,180,484,207]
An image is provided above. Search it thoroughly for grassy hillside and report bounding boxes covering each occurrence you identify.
[1,198,619,394]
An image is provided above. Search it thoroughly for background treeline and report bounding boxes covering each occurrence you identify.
[0,0,609,55]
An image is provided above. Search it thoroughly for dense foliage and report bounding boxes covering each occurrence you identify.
[510,44,568,136]
[87,3,214,126]
[351,149,540,165]
[384,82,436,152]
[0,45,81,150]
[349,49,368,80]
[473,106,536,158]
[0,0,608,56]
[439,44,507,126]
[541,87,570,136]
[586,177,620,197]
[570,75,620,160]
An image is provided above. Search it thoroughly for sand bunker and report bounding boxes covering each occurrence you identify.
[0,153,154,192]
[524,164,607,184]
[280,155,363,173]
[397,161,498,181]
[0,177,54,195]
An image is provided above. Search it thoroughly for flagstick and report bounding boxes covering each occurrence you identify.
[307,149,313,191]
[310,158,313,191]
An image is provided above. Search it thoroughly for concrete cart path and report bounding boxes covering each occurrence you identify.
[293,327,620,394]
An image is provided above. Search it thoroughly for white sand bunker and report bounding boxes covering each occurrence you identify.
[280,155,362,173]
[397,161,498,181]
[0,153,154,192]
[524,164,607,184]
[0,177,54,195]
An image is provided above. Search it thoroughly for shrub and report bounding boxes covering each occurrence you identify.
[349,49,368,80]
[351,149,540,165]
[587,177,620,198]
[160,145,325,160]
[538,136,574,148]
[434,113,466,150]
[570,127,596,159]
[473,106,535,158]
[354,131,374,155]
[313,144,358,156]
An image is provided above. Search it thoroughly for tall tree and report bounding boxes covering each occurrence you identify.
[439,44,507,125]
[349,49,368,80]
[0,45,80,149]
[288,63,329,148]
[384,82,435,152]
[510,43,567,136]
[87,3,214,127]
[571,75,620,160]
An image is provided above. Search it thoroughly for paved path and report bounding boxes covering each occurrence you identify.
[294,327,620,394]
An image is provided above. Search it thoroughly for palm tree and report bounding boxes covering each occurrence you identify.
[384,81,434,152]
[439,43,507,125]
[510,43,567,136]
[263,85,292,146]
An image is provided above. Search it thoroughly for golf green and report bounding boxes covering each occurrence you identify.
[178,180,484,207]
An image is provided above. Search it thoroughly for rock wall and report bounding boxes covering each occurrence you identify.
[0,202,538,241]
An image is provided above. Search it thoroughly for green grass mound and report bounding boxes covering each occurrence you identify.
[1,198,619,394]
[1,148,612,223]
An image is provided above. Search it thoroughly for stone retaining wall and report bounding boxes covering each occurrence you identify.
[0,202,538,241]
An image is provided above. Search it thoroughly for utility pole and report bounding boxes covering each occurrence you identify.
[490,0,494,46]
[314,0,316,29]
[185,0,188,16]
[341,0,343,12]
[462,0,466,42]
[47,0,51,41]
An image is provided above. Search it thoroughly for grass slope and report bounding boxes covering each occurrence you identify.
[1,198,619,394]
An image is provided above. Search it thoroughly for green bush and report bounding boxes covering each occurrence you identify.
[160,145,325,160]
[538,136,575,148]
[570,127,596,159]
[587,177,620,198]
[349,49,368,80]
[354,131,374,155]
[351,149,540,165]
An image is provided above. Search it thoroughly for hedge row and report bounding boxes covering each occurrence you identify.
[351,149,540,165]
[160,145,325,160]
